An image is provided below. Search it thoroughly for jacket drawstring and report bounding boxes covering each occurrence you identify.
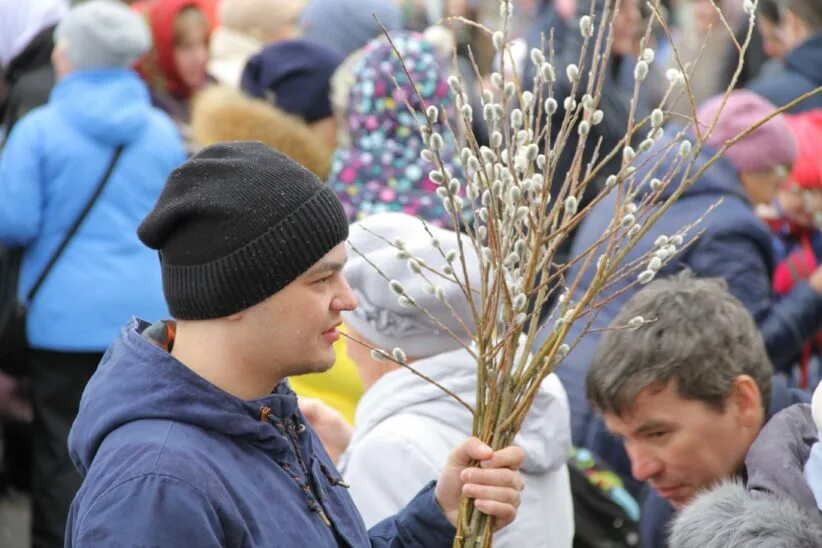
[267,413,333,527]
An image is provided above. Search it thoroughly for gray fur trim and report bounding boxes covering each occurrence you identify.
[669,479,822,548]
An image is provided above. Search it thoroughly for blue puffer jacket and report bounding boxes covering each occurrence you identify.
[747,34,822,113]
[0,68,185,352]
[537,131,822,449]
[66,319,456,547]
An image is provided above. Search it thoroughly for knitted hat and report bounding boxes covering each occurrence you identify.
[138,141,348,320]
[785,111,822,190]
[241,39,343,123]
[695,90,797,174]
[343,212,480,358]
[327,32,464,227]
[54,0,151,71]
[299,0,401,57]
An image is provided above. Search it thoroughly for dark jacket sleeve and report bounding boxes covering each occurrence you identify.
[688,232,822,372]
[368,481,456,547]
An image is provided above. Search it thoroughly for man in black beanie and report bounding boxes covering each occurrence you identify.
[63,141,525,546]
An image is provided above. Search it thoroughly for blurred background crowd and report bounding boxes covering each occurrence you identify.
[0,0,820,546]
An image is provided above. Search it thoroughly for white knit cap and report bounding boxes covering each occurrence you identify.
[343,212,480,359]
[54,0,151,72]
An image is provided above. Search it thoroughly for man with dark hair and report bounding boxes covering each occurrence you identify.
[65,141,525,546]
[747,0,822,112]
[587,273,810,546]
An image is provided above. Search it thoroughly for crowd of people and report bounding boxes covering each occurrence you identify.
[0,0,820,546]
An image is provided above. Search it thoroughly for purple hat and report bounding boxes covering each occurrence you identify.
[695,90,797,173]
[241,38,344,123]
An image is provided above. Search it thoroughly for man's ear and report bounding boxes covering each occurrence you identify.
[226,310,244,322]
[730,374,764,429]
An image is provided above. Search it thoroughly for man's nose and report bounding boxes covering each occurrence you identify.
[629,446,664,482]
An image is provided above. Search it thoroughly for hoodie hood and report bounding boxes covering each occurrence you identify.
[69,318,300,476]
[350,347,571,474]
[786,34,822,88]
[51,68,153,145]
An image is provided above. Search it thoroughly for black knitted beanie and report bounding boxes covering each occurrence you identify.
[138,141,349,319]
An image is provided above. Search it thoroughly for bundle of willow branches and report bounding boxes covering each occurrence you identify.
[348,0,793,544]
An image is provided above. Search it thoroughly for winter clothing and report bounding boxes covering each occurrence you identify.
[669,404,822,547]
[747,34,822,113]
[670,479,822,547]
[339,211,574,545]
[327,33,464,227]
[696,91,798,173]
[135,0,212,101]
[30,349,101,548]
[339,348,575,547]
[542,129,822,452]
[299,0,402,57]
[54,1,151,72]
[640,366,811,548]
[66,318,456,546]
[209,0,306,86]
[190,85,333,179]
[0,0,66,141]
[344,213,480,358]
[0,68,185,351]
[762,111,822,388]
[0,0,66,70]
[137,141,348,320]
[785,111,822,190]
[207,27,261,88]
[241,39,343,123]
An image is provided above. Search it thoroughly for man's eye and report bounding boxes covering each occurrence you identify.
[647,431,669,440]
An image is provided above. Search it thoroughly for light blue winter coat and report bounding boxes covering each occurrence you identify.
[0,68,185,351]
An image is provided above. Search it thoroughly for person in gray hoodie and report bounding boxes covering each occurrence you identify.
[301,212,575,547]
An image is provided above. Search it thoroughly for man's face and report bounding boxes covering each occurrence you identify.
[241,243,357,379]
[603,382,756,509]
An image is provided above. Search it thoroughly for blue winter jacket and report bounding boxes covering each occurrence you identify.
[0,69,185,351]
[66,319,456,547]
[537,132,822,451]
[747,34,822,113]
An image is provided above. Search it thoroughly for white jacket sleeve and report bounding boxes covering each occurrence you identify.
[342,432,441,528]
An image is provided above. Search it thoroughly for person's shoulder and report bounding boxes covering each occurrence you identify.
[90,419,229,489]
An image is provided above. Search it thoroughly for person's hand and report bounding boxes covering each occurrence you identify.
[298,397,353,464]
[435,437,525,532]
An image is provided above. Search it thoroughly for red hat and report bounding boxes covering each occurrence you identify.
[133,0,214,99]
[785,111,822,190]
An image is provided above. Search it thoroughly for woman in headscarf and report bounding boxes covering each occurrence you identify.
[134,0,213,141]
[327,31,464,228]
